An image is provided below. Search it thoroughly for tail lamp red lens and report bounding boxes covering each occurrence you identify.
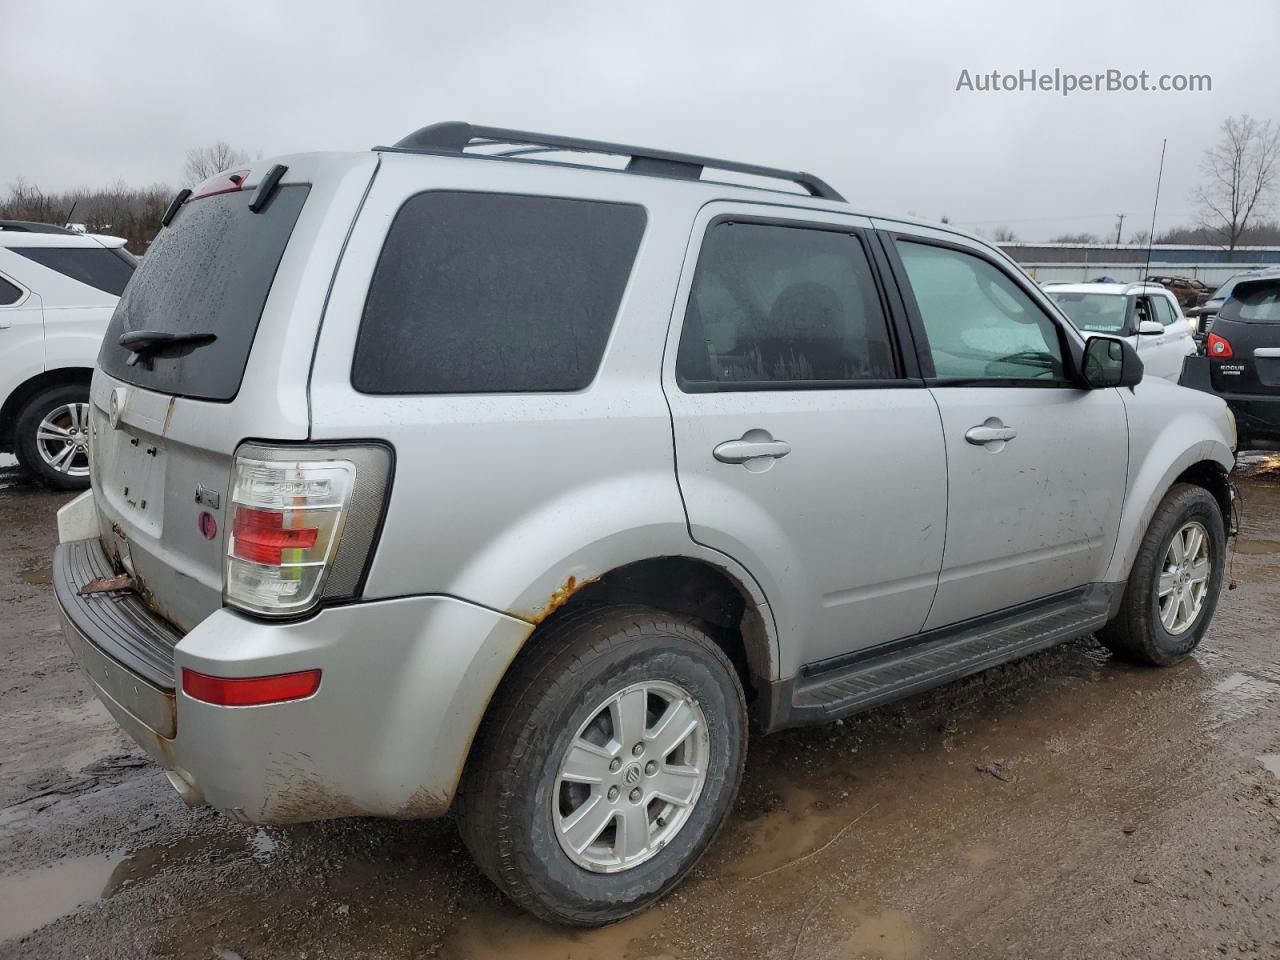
[231,507,319,565]
[1207,333,1233,358]
[182,668,321,706]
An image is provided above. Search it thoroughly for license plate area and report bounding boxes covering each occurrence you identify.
[109,431,167,538]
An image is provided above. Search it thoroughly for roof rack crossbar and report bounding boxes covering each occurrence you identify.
[377,121,844,201]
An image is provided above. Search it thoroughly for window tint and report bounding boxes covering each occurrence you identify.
[10,246,135,296]
[99,185,310,402]
[1046,292,1128,334]
[1153,295,1178,326]
[676,222,896,389]
[353,193,645,395]
[0,275,21,305]
[896,241,1065,382]
[1227,282,1280,323]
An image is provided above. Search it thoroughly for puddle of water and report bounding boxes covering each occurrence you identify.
[1258,755,1280,781]
[251,828,278,860]
[1235,539,1280,556]
[0,851,126,942]
[18,560,52,586]
[1205,672,1280,728]
[834,902,927,960]
[722,784,850,880]
[444,901,667,960]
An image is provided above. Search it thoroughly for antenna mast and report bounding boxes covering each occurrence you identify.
[1142,140,1167,284]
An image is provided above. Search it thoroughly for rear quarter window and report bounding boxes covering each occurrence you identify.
[352,192,646,394]
[10,246,135,296]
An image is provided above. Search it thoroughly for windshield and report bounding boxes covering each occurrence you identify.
[1209,274,1252,302]
[98,184,309,401]
[1046,291,1129,334]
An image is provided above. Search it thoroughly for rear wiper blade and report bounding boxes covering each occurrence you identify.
[119,330,217,367]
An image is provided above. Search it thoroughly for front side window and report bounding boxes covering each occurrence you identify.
[896,241,1066,382]
[353,192,646,395]
[1046,291,1129,335]
[676,221,896,389]
[0,275,22,306]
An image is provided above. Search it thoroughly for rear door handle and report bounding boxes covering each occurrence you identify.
[965,419,1017,445]
[0,319,11,330]
[713,435,791,464]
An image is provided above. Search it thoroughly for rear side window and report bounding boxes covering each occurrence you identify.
[99,185,310,401]
[0,275,22,305]
[676,221,897,390]
[10,246,135,296]
[352,192,646,394]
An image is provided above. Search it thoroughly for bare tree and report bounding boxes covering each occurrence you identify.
[1128,229,1152,246]
[990,225,1018,242]
[1193,114,1280,252]
[183,141,251,184]
[1050,232,1100,244]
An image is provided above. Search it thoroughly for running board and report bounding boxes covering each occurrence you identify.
[763,583,1120,732]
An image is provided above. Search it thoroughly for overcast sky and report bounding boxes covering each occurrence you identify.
[3,0,1278,242]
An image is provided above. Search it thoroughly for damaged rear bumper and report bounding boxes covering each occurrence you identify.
[54,496,532,823]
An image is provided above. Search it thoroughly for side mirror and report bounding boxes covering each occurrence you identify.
[1082,335,1144,389]
[1138,320,1164,336]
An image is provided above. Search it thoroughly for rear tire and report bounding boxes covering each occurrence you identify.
[458,604,747,926]
[14,383,92,490]
[1100,483,1225,666]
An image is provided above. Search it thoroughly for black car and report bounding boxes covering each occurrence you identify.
[1181,270,1280,450]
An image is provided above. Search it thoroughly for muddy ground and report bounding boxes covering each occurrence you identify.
[1,451,1278,960]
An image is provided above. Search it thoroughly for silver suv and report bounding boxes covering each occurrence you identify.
[53,123,1237,925]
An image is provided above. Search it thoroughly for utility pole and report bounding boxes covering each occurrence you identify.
[1115,213,1125,246]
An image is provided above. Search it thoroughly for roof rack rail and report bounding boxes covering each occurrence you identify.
[375,122,845,202]
[0,219,74,235]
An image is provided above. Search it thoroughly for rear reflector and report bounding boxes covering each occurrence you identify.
[182,668,321,706]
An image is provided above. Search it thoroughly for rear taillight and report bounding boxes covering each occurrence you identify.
[1207,333,1233,358]
[224,444,392,617]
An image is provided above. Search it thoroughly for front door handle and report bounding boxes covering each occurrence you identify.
[713,434,792,464]
[965,419,1017,446]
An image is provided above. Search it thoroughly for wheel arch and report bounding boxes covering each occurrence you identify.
[1105,439,1234,584]
[0,367,93,453]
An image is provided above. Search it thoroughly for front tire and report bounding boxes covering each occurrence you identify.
[458,605,747,926]
[14,383,93,490]
[1100,483,1225,666]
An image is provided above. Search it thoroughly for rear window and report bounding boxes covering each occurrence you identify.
[99,185,310,401]
[1222,281,1280,323]
[352,192,646,394]
[11,245,135,296]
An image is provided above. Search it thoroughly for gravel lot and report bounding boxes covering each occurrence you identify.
[1,453,1278,959]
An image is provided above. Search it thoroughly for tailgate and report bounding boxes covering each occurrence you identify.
[88,153,379,633]
[1209,281,1280,397]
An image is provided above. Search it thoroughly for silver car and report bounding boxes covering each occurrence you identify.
[53,123,1237,925]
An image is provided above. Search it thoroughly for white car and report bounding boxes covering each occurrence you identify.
[1042,281,1196,382]
[0,221,135,488]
